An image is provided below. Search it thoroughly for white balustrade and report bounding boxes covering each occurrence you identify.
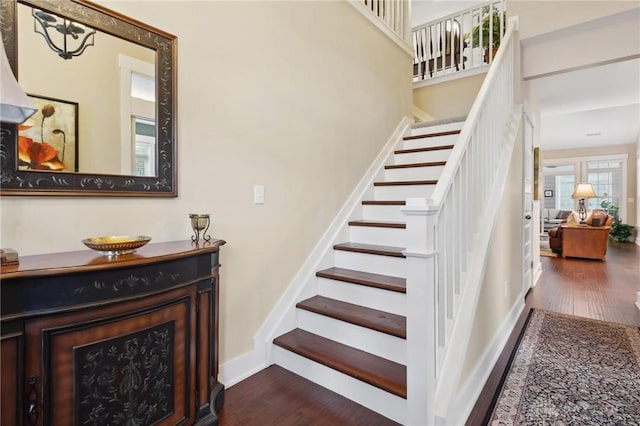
[412,0,506,81]
[362,0,407,39]
[403,17,519,425]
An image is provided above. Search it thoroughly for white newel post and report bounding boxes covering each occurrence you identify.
[402,198,439,425]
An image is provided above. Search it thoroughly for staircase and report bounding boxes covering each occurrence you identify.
[272,121,464,424]
[263,17,519,425]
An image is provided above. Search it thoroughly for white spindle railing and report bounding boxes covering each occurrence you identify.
[348,0,412,55]
[362,0,407,40]
[403,16,520,425]
[412,0,505,81]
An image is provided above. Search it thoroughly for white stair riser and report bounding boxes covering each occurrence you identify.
[296,310,406,364]
[375,184,435,199]
[273,347,407,424]
[317,277,406,315]
[349,226,406,247]
[392,149,452,165]
[334,250,406,277]
[362,205,405,222]
[402,133,459,150]
[410,121,464,136]
[385,164,445,182]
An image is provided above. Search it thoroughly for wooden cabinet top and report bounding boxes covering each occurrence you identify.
[1,239,226,280]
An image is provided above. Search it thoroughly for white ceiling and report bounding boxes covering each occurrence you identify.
[530,58,640,150]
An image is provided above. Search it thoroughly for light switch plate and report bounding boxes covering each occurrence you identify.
[254,185,265,204]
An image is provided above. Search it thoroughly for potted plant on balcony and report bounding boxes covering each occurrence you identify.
[468,6,506,63]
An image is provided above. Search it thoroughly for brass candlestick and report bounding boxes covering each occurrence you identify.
[190,214,211,243]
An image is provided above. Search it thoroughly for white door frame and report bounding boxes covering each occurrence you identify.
[522,106,535,293]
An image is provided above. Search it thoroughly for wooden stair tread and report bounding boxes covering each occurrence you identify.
[316,266,407,293]
[273,328,407,398]
[297,295,406,338]
[403,129,460,140]
[395,145,454,155]
[361,200,406,206]
[374,180,437,186]
[316,267,406,293]
[385,161,446,170]
[348,220,405,229]
[333,242,406,258]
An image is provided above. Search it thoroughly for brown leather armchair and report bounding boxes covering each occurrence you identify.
[548,225,563,253]
[547,210,614,259]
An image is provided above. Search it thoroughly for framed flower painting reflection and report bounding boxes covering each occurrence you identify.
[18,94,78,172]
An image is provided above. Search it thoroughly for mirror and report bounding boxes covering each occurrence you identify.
[0,0,177,196]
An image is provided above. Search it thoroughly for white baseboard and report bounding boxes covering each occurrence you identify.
[218,344,269,388]
[636,292,640,312]
[533,261,543,287]
[447,299,526,426]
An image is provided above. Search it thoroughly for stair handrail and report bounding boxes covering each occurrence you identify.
[403,16,520,424]
[428,17,517,209]
[431,16,520,421]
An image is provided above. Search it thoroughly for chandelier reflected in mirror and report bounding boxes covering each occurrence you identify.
[32,9,96,60]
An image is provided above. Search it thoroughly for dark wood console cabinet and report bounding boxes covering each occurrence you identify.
[1,240,226,426]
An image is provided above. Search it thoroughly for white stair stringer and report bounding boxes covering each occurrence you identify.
[296,310,406,364]
[410,119,466,136]
[401,133,459,150]
[273,345,408,425]
[385,164,446,181]
[375,183,436,199]
[362,204,407,221]
[316,277,406,315]
[392,149,452,165]
[333,250,406,277]
[348,226,406,246]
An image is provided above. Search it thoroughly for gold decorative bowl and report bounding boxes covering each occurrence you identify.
[82,235,151,256]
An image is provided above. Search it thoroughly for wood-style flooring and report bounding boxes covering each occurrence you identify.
[466,241,640,425]
[217,364,399,426]
[218,242,640,426]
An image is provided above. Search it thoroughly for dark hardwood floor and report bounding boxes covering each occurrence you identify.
[218,364,399,426]
[218,243,639,426]
[527,242,640,327]
[466,241,640,425]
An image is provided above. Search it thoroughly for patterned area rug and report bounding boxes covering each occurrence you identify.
[489,310,640,425]
[539,236,558,257]
[539,249,558,258]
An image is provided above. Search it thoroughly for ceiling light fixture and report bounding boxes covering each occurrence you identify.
[32,9,96,60]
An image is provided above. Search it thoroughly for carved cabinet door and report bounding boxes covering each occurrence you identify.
[23,286,197,426]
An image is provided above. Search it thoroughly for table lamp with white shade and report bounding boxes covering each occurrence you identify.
[571,183,597,224]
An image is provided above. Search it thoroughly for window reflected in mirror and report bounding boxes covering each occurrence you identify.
[134,118,156,177]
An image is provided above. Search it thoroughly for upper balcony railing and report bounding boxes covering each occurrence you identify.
[412,0,506,82]
[348,0,412,55]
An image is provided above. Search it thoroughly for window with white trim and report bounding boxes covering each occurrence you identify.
[585,159,623,212]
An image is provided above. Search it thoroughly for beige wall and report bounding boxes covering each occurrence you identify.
[508,1,639,40]
[511,1,640,79]
[0,1,412,364]
[460,118,524,386]
[543,144,638,225]
[413,73,485,121]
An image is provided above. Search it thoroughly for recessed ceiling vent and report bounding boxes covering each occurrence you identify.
[586,132,602,137]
